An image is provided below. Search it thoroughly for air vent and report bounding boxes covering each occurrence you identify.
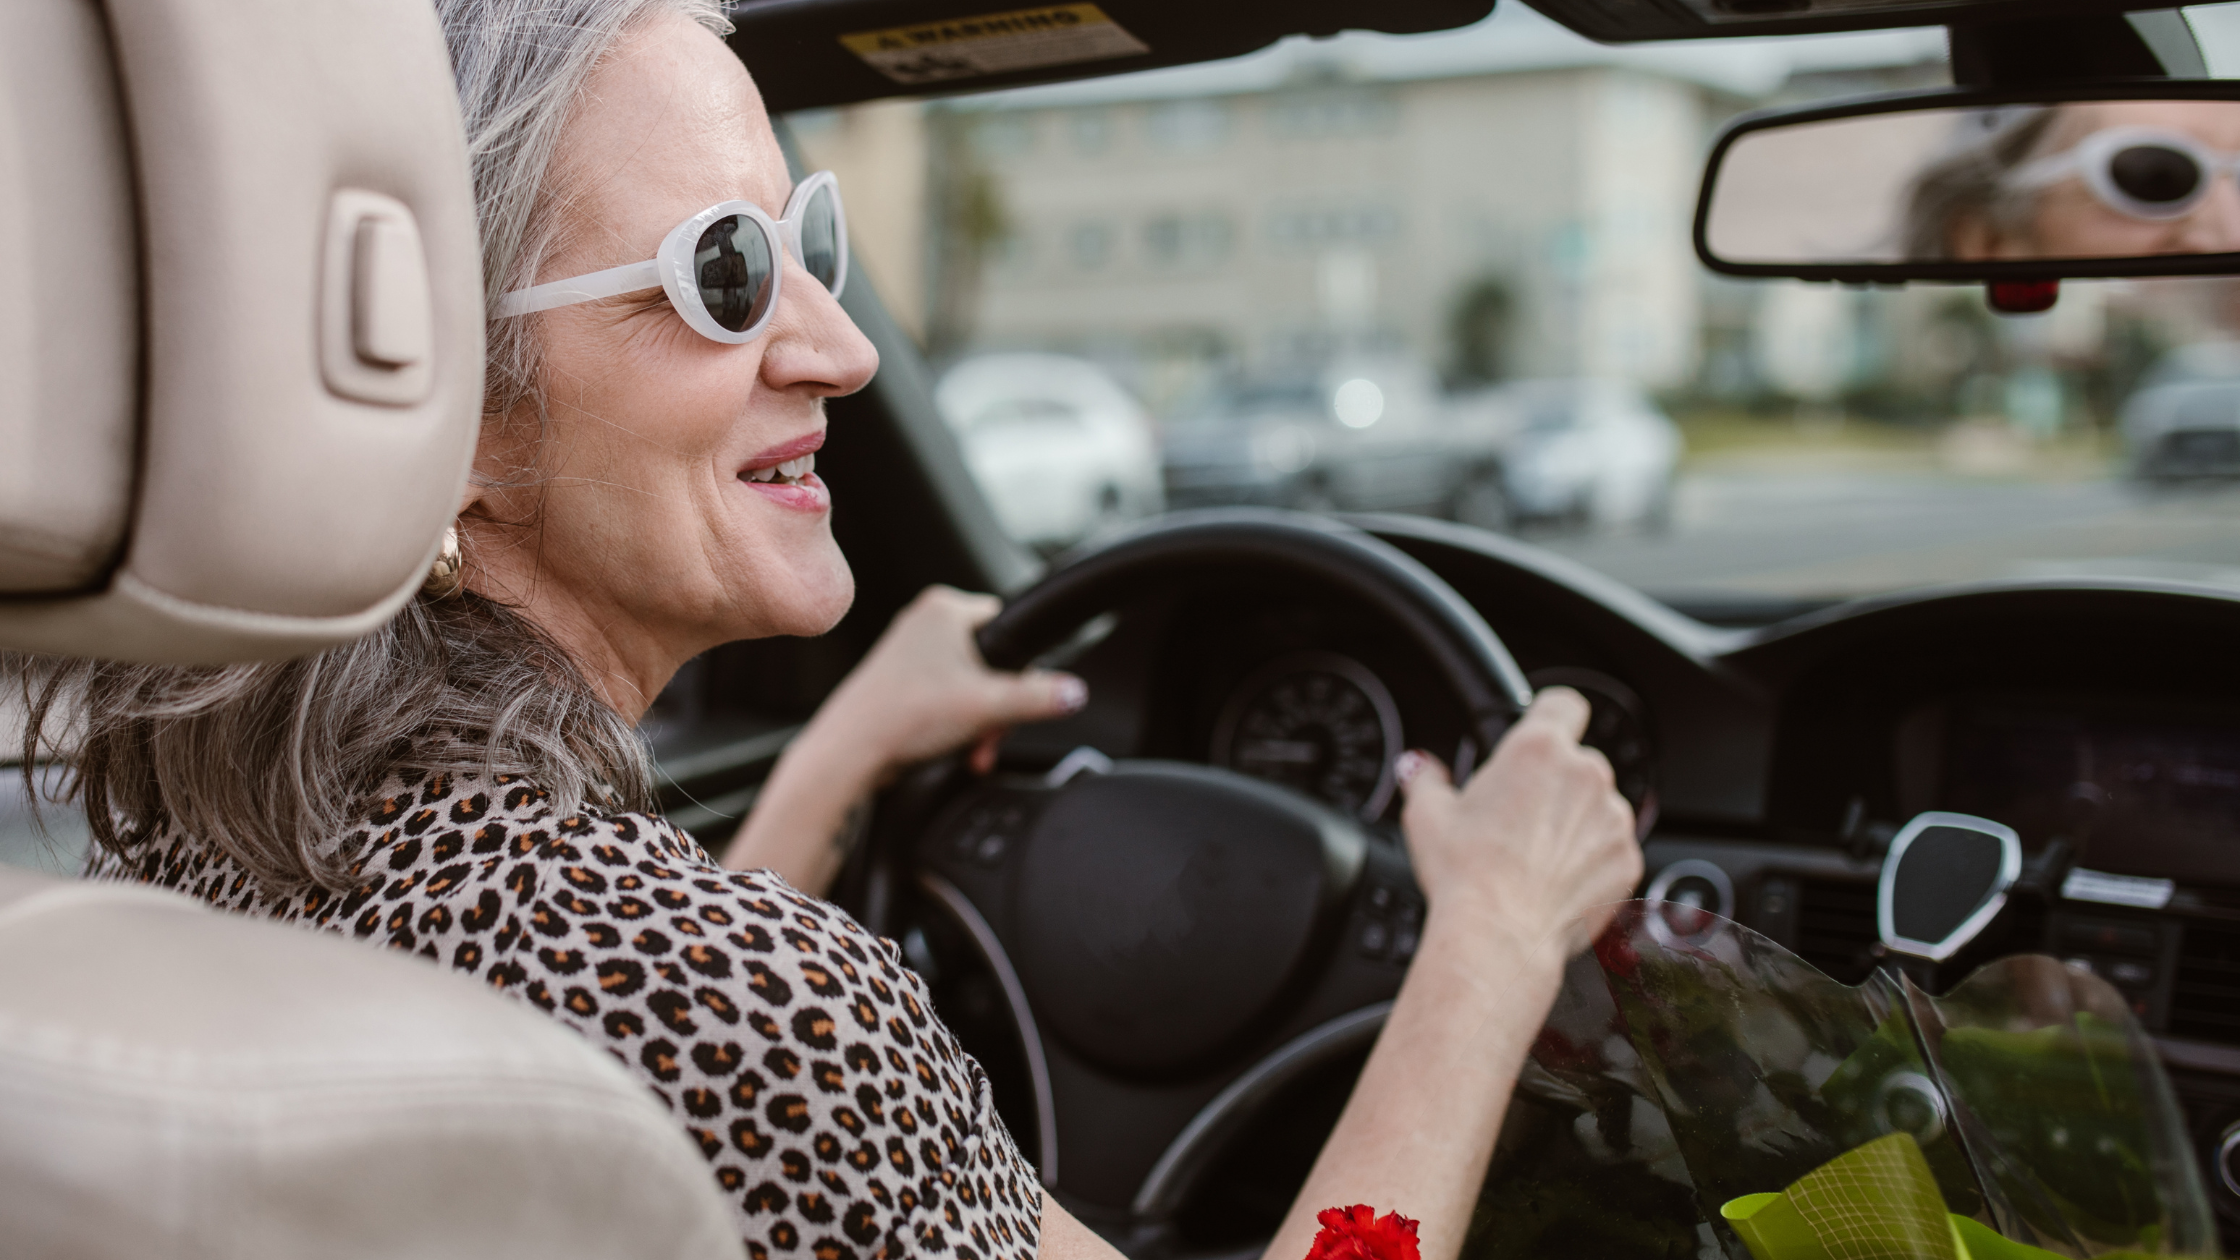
[2171,922,2240,1045]
[1795,877,1880,986]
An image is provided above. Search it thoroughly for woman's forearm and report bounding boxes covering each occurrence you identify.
[1261,905,1568,1260]
[717,725,883,895]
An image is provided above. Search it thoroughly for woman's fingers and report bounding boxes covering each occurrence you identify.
[969,729,1006,775]
[1513,685,1593,745]
[961,672,1086,772]
[993,670,1086,723]
[1396,748,1455,829]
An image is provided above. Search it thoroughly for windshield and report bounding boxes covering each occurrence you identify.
[789,3,2240,622]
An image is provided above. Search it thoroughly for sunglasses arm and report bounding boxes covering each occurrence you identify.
[497,258,663,317]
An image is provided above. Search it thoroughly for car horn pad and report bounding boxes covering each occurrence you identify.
[1485,901,2215,1260]
[900,758,1418,1217]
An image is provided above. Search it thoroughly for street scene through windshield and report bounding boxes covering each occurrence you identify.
[793,3,2240,620]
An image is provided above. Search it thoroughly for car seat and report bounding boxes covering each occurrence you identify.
[0,2,744,1255]
[0,867,742,1259]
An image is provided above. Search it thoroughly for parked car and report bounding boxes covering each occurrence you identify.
[1477,378,1682,530]
[934,353,1164,551]
[1162,358,1511,520]
[2124,348,2240,481]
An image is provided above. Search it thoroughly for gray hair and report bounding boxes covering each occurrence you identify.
[1902,107,2059,260]
[9,0,733,893]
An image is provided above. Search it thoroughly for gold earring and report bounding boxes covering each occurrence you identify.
[422,524,464,598]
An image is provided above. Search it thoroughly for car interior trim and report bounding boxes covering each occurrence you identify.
[1521,0,2191,44]
[1644,858,1738,922]
[733,0,1498,113]
[1877,811,2024,961]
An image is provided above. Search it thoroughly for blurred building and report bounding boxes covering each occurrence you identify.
[789,6,1949,411]
[954,66,1704,404]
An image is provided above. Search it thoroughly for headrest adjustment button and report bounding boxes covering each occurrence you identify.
[352,214,431,369]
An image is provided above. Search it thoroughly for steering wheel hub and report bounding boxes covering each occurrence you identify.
[1012,763,1365,1076]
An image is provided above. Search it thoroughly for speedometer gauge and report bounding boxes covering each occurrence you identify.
[1212,652,1404,819]
[1527,666,1658,834]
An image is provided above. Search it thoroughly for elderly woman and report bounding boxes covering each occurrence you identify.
[10,1,1639,1257]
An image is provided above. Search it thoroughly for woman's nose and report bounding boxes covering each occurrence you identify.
[760,257,879,396]
[2178,177,2240,254]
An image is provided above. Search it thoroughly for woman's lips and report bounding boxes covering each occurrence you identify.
[741,471,830,513]
[742,431,825,474]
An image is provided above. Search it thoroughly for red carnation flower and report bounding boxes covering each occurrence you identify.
[1305,1205,1420,1260]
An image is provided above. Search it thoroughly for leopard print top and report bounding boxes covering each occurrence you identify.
[85,767,1041,1260]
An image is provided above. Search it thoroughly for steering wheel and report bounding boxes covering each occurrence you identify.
[852,510,1531,1244]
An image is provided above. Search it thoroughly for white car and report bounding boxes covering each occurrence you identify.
[1487,378,1682,530]
[935,354,1165,552]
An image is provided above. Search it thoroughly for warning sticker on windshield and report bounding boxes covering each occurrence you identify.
[840,4,1150,85]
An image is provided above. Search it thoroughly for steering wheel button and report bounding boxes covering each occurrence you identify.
[1360,920,1390,955]
[973,833,1008,865]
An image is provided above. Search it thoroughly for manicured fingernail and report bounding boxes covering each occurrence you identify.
[1394,750,1429,785]
[1052,675,1088,714]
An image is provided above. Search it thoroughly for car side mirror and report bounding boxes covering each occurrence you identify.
[1696,84,2240,291]
[1878,811,2023,962]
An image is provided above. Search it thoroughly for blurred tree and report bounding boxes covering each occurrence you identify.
[1446,275,1514,389]
[923,106,1010,361]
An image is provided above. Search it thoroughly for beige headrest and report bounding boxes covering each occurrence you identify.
[0,868,742,1260]
[0,0,482,663]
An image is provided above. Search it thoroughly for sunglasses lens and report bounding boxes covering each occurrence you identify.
[693,214,774,333]
[798,183,843,291]
[2110,144,2203,208]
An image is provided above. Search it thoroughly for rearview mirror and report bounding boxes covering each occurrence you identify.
[1697,85,2240,283]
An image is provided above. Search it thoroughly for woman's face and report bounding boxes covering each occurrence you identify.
[1957,100,2240,259]
[471,11,878,702]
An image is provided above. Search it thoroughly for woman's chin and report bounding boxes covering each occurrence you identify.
[756,547,855,638]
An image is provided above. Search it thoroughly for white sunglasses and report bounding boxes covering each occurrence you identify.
[2008,125,2240,223]
[497,170,848,343]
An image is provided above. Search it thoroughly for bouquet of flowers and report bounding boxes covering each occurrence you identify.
[1473,901,2215,1260]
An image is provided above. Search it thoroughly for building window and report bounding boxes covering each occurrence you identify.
[1265,202,1402,251]
[1069,108,1113,156]
[1144,99,1231,152]
[971,112,1037,158]
[1068,221,1115,270]
[1265,88,1400,140]
[1143,211,1235,267]
[989,229,1035,276]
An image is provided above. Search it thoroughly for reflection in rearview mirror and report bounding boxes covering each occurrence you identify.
[1702,95,2240,273]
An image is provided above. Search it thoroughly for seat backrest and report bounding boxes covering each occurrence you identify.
[0,0,481,663]
[0,867,743,1260]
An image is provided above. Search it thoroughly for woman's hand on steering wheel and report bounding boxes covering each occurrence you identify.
[823,585,1089,776]
[1396,686,1643,957]
[722,585,1085,893]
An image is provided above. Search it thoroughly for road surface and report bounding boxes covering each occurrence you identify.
[1534,470,2240,603]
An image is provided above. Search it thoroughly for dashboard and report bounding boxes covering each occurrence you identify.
[997,513,2240,1242]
